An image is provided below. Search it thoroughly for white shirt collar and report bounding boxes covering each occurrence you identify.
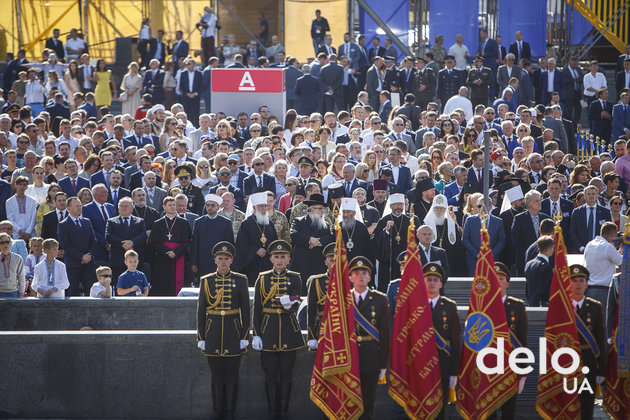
[353,289,368,303]
[572,297,585,308]
[429,295,440,307]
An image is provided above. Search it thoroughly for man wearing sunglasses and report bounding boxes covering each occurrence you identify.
[243,157,276,198]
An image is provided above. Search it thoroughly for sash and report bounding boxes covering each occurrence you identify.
[164,242,185,296]
[509,330,523,349]
[576,314,600,358]
[434,330,451,356]
[353,300,380,342]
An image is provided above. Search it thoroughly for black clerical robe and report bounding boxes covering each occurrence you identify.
[190,214,234,278]
[290,215,334,294]
[233,216,278,286]
[433,221,465,276]
[412,199,432,223]
[148,215,192,296]
[499,207,522,271]
[340,220,374,262]
[367,199,386,216]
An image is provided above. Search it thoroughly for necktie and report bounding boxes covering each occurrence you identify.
[258,176,262,188]
[113,189,118,205]
[72,179,77,194]
[587,207,594,240]
[397,133,402,140]
[75,219,81,229]
[148,188,154,203]
[430,300,434,310]
[552,201,558,217]
[59,211,64,222]
[101,205,108,222]
[518,42,521,59]
[575,304,579,312]
[358,295,364,305]
[124,217,129,228]
[346,181,351,196]
[477,169,482,184]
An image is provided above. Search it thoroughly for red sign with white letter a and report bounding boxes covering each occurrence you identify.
[211,69,285,93]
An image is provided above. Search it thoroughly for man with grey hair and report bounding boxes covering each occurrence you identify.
[143,171,167,210]
[82,183,116,265]
[174,193,197,230]
[341,162,368,197]
[442,86,473,119]
[526,152,544,184]
[388,116,416,155]
[497,53,521,92]
[512,189,550,275]
[444,165,468,205]
[570,185,612,253]
[543,106,568,152]
[417,131,436,155]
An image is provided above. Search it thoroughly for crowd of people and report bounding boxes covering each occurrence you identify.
[1,20,630,419]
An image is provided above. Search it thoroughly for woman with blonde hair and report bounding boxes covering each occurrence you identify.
[193,158,216,195]
[272,159,289,206]
[462,192,483,225]
[162,159,177,189]
[321,152,347,199]
[120,62,143,115]
[212,153,229,176]
[34,183,61,235]
[362,150,378,182]
[354,162,370,182]
[77,187,93,205]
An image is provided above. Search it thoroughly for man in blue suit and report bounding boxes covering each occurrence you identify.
[444,166,467,206]
[437,55,465,106]
[285,58,302,111]
[179,58,203,126]
[243,156,276,197]
[295,64,321,115]
[540,178,572,233]
[570,185,612,253]
[58,196,97,296]
[91,151,116,188]
[477,29,499,99]
[105,197,147,285]
[386,147,412,193]
[612,91,630,140]
[511,190,551,275]
[58,159,89,197]
[82,184,117,266]
[45,93,71,121]
[201,58,218,114]
[541,58,563,105]
[167,31,189,64]
[467,149,489,193]
[462,206,506,276]
[340,163,368,197]
[142,59,165,105]
[588,88,614,142]
[123,120,154,152]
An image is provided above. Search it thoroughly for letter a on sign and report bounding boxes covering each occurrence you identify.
[238,72,256,91]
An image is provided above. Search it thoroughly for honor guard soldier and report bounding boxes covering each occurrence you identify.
[197,241,251,420]
[306,242,335,350]
[174,165,205,215]
[349,256,390,420]
[569,264,606,420]
[424,262,460,420]
[488,262,528,420]
[386,251,407,328]
[252,240,305,420]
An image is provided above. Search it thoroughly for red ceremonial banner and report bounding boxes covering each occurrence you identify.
[310,224,363,420]
[389,221,443,419]
[603,306,630,420]
[457,229,517,420]
[536,227,582,419]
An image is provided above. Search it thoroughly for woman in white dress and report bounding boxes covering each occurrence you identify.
[25,165,49,205]
[120,62,143,116]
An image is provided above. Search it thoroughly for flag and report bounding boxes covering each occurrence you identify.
[617,226,630,378]
[603,304,630,420]
[310,223,363,420]
[389,219,443,419]
[457,229,517,420]
[536,227,582,419]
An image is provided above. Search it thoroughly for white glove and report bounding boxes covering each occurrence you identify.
[240,339,249,350]
[197,340,206,351]
[379,369,387,381]
[517,377,526,394]
[279,294,293,310]
[596,376,605,384]
[252,336,263,351]
[449,376,458,389]
[307,339,318,350]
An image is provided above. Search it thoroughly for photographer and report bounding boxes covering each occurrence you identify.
[25,68,47,117]
[196,6,219,66]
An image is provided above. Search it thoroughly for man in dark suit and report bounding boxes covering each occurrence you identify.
[462,211,505,276]
[167,31,189,64]
[467,56,493,107]
[142,172,167,210]
[45,93,71,121]
[41,192,68,242]
[295,64,322,115]
[615,44,630,73]
[317,34,336,56]
[477,29,499,99]
[179,59,203,126]
[340,163,369,197]
[511,190,551,275]
[562,56,584,127]
[615,57,630,101]
[243,156,276,197]
[129,157,162,192]
[385,147,412,193]
[366,57,384,111]
[45,29,65,61]
[570,185,612,253]
[58,159,90,197]
[378,91,393,122]
[123,121,153,152]
[395,93,422,131]
[355,35,371,90]
[466,149,489,193]
[508,31,531,63]
[398,57,416,95]
[285,58,302,111]
[148,30,167,65]
[142,59,165,107]
[418,225,450,279]
[541,60,564,106]
[612,91,630,141]
[58,196,97,296]
[497,54,522,93]
[540,178,572,241]
[105,197,147,285]
[82,184,117,265]
[319,54,344,112]
[587,88,614,142]
[106,171,131,210]
[78,54,95,93]
[524,236,554,306]
[436,55,465,106]
[367,38,386,62]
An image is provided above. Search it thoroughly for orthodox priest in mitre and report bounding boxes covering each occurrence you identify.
[339,197,373,262]
[423,194,466,276]
[233,192,278,286]
[373,193,420,293]
[148,196,192,296]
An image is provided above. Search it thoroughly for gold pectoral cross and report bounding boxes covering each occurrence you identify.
[261,233,267,245]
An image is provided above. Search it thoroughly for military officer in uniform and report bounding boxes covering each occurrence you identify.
[569,264,606,420]
[437,55,465,107]
[306,242,335,350]
[349,256,390,420]
[197,242,250,420]
[252,240,305,420]
[467,56,493,108]
[413,57,437,110]
[424,262,460,420]
[488,262,528,420]
[174,165,205,215]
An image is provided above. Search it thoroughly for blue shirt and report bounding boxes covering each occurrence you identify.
[117,270,149,296]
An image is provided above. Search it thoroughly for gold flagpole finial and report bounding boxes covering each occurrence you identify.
[409,204,415,229]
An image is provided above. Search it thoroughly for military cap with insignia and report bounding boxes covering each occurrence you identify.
[348,256,374,274]
[423,262,445,280]
[569,264,590,279]
[6,104,21,113]
[174,165,193,178]
[495,262,511,281]
[269,239,292,254]
[473,55,485,62]
[417,57,427,64]
[322,243,335,258]
[294,184,306,198]
[212,241,235,258]
[444,55,455,61]
[327,183,344,199]
[298,156,314,167]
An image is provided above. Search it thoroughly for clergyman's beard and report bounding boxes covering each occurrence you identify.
[392,209,403,217]
[255,212,270,225]
[341,218,355,230]
[136,200,146,207]
[310,212,327,230]
[434,213,446,225]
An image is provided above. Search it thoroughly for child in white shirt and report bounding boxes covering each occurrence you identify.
[31,238,69,298]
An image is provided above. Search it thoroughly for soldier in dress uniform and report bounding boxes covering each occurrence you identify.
[488,262,528,420]
[569,264,606,420]
[197,242,250,420]
[349,255,390,420]
[413,57,437,111]
[437,55,465,107]
[252,240,305,420]
[467,56,493,108]
[174,165,205,215]
[424,262,460,420]
[306,242,335,350]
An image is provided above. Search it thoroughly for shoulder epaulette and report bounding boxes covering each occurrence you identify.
[287,270,301,277]
[440,296,457,305]
[370,289,387,298]
[200,272,215,281]
[231,272,248,281]
[585,297,602,307]
[507,296,525,304]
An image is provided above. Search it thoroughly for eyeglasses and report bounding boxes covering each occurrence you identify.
[474,121,483,124]
[518,129,527,132]
[100,274,112,278]
[198,165,209,169]
[179,176,190,180]
[250,129,261,133]
[309,120,318,123]
[375,150,384,154]
[612,201,623,205]
[228,161,238,165]
[393,123,404,126]
[467,133,476,137]
[17,141,28,145]
[219,172,231,176]
[254,162,264,166]
[168,122,176,125]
